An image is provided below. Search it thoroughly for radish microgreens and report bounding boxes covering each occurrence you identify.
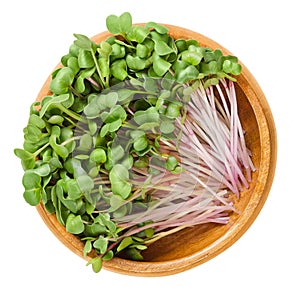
[15,12,254,273]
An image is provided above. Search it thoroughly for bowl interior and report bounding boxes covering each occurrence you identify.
[36,25,276,276]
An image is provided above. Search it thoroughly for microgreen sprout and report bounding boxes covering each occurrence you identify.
[15,12,254,273]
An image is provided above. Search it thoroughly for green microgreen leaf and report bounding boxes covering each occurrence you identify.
[106,12,132,35]
[181,47,204,65]
[110,59,128,81]
[98,41,112,58]
[133,107,159,125]
[99,92,119,108]
[76,174,94,193]
[136,44,149,58]
[175,65,199,83]
[145,227,155,238]
[126,248,143,261]
[166,155,178,171]
[83,101,100,119]
[109,164,132,199]
[110,194,125,210]
[67,180,82,199]
[110,144,125,163]
[223,59,242,75]
[40,94,70,118]
[117,236,133,252]
[134,156,149,168]
[121,155,134,169]
[101,105,127,123]
[73,33,95,51]
[90,148,107,164]
[165,102,182,118]
[160,120,175,134]
[29,114,46,129]
[133,135,148,151]
[203,77,219,89]
[129,130,145,140]
[77,133,92,152]
[152,52,172,76]
[126,55,146,71]
[14,148,36,170]
[66,214,84,234]
[78,49,94,68]
[86,257,102,273]
[47,115,64,125]
[119,12,133,33]
[22,172,42,205]
[154,40,174,56]
[145,22,169,34]
[100,118,123,137]
[127,26,149,43]
[93,236,108,254]
[98,57,109,78]
[102,250,114,261]
[30,164,51,177]
[67,56,80,74]
[83,240,92,258]
[175,39,187,52]
[49,126,69,159]
[110,43,126,60]
[50,67,75,94]
[95,213,117,235]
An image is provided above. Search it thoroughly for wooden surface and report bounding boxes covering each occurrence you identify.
[36,24,277,276]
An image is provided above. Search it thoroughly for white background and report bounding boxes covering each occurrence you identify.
[1,0,299,299]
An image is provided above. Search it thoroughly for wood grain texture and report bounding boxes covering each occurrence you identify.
[35,24,277,276]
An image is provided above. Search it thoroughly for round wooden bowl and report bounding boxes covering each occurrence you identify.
[36,24,277,276]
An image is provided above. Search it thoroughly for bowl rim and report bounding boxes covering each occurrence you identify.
[35,24,277,276]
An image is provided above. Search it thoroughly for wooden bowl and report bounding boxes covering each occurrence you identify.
[36,24,277,276]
